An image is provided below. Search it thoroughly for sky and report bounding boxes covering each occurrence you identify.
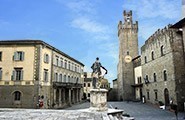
[0,0,182,86]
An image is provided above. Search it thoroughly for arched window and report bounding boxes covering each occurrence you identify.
[59,74,62,82]
[68,76,70,83]
[14,91,21,101]
[55,73,58,82]
[164,70,167,81]
[161,46,164,56]
[153,73,157,82]
[64,75,66,82]
[151,51,154,60]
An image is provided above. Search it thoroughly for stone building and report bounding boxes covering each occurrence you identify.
[141,25,185,111]
[170,18,185,112]
[132,56,143,101]
[117,10,139,101]
[83,72,93,100]
[0,40,84,109]
[108,79,118,101]
[83,72,110,100]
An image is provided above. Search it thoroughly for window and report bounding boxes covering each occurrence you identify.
[12,68,23,81]
[164,70,167,81]
[155,91,158,101]
[88,83,90,87]
[68,62,71,70]
[14,91,21,101]
[55,73,58,82]
[43,69,48,82]
[144,56,147,63]
[147,91,150,100]
[71,77,73,83]
[151,51,154,60]
[72,63,74,71]
[59,74,62,82]
[127,51,129,55]
[161,46,164,56]
[68,76,70,83]
[137,77,142,84]
[84,83,86,87]
[60,58,63,67]
[153,73,157,82]
[64,75,66,82]
[0,52,2,61]
[88,93,90,97]
[56,56,59,66]
[13,51,24,61]
[0,68,2,80]
[44,54,49,63]
[75,65,77,72]
[76,77,79,83]
[144,75,149,84]
[65,60,67,69]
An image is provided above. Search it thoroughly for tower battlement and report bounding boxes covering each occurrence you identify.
[141,24,173,52]
[145,24,172,45]
[118,10,138,36]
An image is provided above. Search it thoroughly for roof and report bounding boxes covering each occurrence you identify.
[171,17,185,28]
[0,40,84,66]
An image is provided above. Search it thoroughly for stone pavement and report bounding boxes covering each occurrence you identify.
[67,101,185,120]
[0,108,131,120]
[0,101,184,120]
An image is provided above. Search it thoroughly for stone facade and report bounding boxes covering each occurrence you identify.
[141,25,185,111]
[0,40,84,109]
[132,56,142,101]
[117,10,138,101]
[83,72,93,100]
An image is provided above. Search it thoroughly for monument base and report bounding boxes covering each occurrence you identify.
[89,89,108,111]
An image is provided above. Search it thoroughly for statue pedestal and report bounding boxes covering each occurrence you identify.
[89,89,108,111]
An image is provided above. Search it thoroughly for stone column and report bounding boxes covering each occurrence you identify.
[89,89,108,111]
[77,89,79,102]
[63,88,65,103]
[69,89,71,106]
[53,89,56,105]
[73,89,75,103]
[59,89,62,106]
[79,88,81,102]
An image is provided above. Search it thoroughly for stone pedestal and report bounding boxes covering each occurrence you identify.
[89,89,108,111]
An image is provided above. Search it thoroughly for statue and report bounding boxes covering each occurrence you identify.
[91,57,107,89]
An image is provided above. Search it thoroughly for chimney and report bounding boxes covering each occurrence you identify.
[182,0,185,18]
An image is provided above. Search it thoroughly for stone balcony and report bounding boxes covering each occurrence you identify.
[53,81,83,88]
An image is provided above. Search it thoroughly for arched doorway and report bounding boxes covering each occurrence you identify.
[164,88,170,106]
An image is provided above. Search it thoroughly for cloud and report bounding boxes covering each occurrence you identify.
[123,0,180,20]
[71,17,108,34]
[66,0,95,15]
[122,0,181,43]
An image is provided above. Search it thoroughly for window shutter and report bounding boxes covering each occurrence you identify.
[46,72,48,81]
[22,52,24,61]
[13,52,17,61]
[44,54,46,63]
[47,55,49,63]
[12,70,16,81]
[20,70,23,80]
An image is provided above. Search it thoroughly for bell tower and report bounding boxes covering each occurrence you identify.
[117,10,138,101]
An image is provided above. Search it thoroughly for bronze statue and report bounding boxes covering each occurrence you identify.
[91,57,107,89]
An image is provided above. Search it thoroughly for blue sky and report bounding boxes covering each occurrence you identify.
[0,0,181,85]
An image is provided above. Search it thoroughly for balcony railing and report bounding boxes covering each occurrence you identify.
[53,81,83,88]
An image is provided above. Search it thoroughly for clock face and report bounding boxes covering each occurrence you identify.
[124,55,132,63]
